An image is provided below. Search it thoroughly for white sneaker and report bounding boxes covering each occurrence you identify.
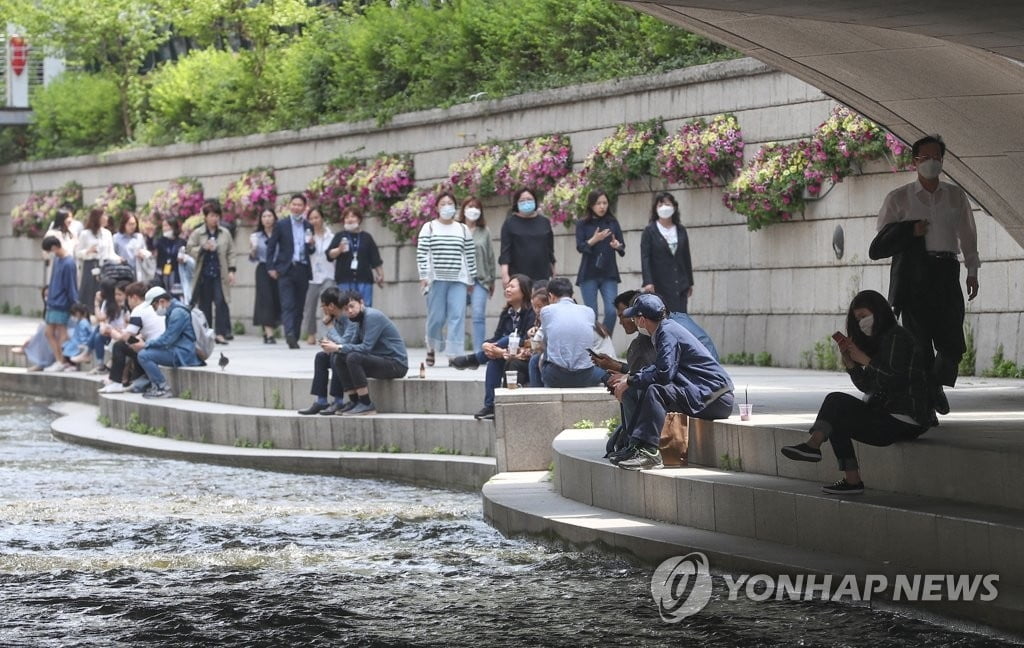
[43,362,65,372]
[62,364,80,372]
[98,382,125,394]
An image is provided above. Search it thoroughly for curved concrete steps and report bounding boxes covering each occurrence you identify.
[97,392,494,457]
[51,401,495,491]
[552,429,1024,592]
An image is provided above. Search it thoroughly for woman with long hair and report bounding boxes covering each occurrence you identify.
[416,190,477,366]
[457,196,497,351]
[44,206,78,256]
[114,212,146,279]
[781,290,937,494]
[450,274,534,421]
[75,208,121,307]
[575,190,625,333]
[639,192,694,314]
[155,217,186,300]
[498,188,555,284]
[250,208,282,344]
[300,207,336,345]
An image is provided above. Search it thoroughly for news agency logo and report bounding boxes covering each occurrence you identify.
[651,552,1000,623]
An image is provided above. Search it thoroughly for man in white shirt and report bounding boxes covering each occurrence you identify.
[871,135,979,414]
[99,282,167,393]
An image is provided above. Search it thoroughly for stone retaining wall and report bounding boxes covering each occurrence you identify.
[2,58,1021,369]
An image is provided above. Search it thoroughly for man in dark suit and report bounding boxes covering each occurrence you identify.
[266,194,314,349]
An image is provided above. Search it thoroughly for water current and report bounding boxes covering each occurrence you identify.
[0,392,1019,647]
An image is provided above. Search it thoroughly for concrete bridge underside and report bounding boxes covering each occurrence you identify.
[622,1,1024,247]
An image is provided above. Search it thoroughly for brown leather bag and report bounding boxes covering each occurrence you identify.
[660,412,689,467]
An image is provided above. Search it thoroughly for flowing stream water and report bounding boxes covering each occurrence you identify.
[0,392,1019,647]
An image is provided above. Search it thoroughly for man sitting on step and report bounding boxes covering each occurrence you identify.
[100,282,166,394]
[298,288,352,415]
[128,287,201,399]
[609,293,734,471]
[332,291,409,416]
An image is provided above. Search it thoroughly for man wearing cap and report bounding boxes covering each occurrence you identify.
[128,287,200,399]
[609,293,734,470]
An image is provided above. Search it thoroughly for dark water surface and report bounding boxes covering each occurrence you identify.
[0,393,1019,647]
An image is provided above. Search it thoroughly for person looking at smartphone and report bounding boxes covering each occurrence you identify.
[780,290,936,495]
[297,288,352,415]
[99,282,167,393]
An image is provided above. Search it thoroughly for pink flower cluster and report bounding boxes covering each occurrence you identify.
[10,181,83,238]
[657,114,744,187]
[584,118,666,191]
[448,143,510,198]
[722,142,810,231]
[222,167,277,226]
[93,183,137,231]
[306,157,364,221]
[541,170,594,228]
[495,135,572,195]
[386,187,439,244]
[143,177,205,221]
[307,155,415,222]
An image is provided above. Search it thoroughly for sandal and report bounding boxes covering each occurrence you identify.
[425,350,435,367]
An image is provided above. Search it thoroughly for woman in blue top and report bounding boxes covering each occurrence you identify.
[575,190,625,333]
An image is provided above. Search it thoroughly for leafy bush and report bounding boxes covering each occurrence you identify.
[29,72,123,158]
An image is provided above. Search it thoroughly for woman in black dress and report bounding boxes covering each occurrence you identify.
[639,192,694,314]
[498,188,555,285]
[249,208,282,343]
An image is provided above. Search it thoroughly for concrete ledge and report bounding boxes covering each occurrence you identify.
[483,470,1024,635]
[0,367,100,405]
[50,401,495,491]
[97,393,494,457]
[552,429,1024,588]
[494,387,619,472]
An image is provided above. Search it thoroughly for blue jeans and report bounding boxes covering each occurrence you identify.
[579,278,619,333]
[528,354,543,387]
[137,347,180,388]
[668,312,720,361]
[469,279,490,352]
[541,362,608,388]
[425,280,467,356]
[88,327,109,363]
[475,337,509,407]
[338,281,374,307]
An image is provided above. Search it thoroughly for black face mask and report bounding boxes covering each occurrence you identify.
[350,309,366,323]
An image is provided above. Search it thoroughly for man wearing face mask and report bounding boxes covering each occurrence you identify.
[129,287,200,399]
[871,135,979,415]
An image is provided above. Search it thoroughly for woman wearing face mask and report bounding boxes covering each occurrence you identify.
[113,213,146,279]
[156,217,186,301]
[575,190,625,333]
[299,208,335,345]
[499,188,555,285]
[457,196,497,352]
[640,192,694,314]
[328,206,384,307]
[416,190,477,367]
[250,209,282,344]
[780,290,936,495]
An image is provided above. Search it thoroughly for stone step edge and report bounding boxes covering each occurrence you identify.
[98,392,489,421]
[555,430,1024,529]
[49,402,496,492]
[482,471,1024,636]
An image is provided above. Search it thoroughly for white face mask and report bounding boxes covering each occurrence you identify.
[343,223,359,232]
[156,305,168,317]
[464,207,481,222]
[634,319,650,336]
[858,314,875,337]
[917,159,942,180]
[656,205,675,220]
[438,205,457,221]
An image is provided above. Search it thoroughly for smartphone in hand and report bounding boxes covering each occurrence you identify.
[832,331,847,346]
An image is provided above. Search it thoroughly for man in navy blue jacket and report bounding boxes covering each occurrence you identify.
[610,294,734,470]
[266,194,313,348]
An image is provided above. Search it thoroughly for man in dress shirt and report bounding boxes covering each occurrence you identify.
[871,135,979,414]
[267,194,313,349]
[537,277,608,388]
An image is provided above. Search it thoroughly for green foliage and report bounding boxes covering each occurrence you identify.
[178,389,192,400]
[718,453,743,472]
[125,412,165,437]
[232,320,246,336]
[802,337,841,371]
[0,126,31,165]
[601,416,620,435]
[271,388,284,410]
[258,440,275,449]
[0,303,8,314]
[234,437,254,448]
[723,352,771,366]
[29,73,124,158]
[959,322,976,377]
[430,446,461,455]
[983,344,1023,378]
[754,352,773,367]
[10,306,21,316]
[96,414,111,427]
[571,419,596,429]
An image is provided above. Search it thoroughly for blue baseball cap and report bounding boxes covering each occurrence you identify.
[623,293,666,319]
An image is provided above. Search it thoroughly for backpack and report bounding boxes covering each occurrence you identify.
[190,307,216,362]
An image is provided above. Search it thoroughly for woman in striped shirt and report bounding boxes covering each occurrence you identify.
[417,190,477,366]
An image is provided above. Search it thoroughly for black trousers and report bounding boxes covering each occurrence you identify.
[901,257,965,387]
[196,276,232,337]
[334,352,407,392]
[278,263,311,340]
[812,392,926,471]
[109,340,143,384]
[310,351,344,399]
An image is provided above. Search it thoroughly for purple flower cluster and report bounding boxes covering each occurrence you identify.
[722,142,810,231]
[10,181,84,238]
[306,157,364,221]
[657,114,744,187]
[541,170,593,228]
[448,143,510,198]
[386,187,439,244]
[222,167,277,226]
[495,135,572,195]
[143,177,205,221]
[307,155,415,222]
[584,118,666,191]
[93,183,137,231]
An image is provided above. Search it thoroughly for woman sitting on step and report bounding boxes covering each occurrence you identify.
[781,289,937,495]
[450,274,534,421]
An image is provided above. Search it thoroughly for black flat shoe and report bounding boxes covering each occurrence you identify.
[318,403,342,415]
[298,402,328,415]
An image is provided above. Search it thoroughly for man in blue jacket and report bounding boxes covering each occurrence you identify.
[266,194,313,349]
[333,291,409,416]
[130,287,200,399]
[610,294,734,470]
